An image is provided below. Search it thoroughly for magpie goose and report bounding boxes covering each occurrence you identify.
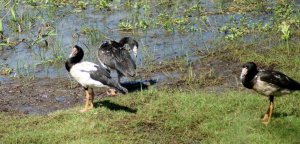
[240,62,300,125]
[65,45,128,112]
[97,37,138,83]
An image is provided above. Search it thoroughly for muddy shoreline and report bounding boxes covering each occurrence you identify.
[0,57,242,116]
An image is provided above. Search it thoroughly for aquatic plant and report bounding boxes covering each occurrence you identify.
[118,21,133,31]
[279,21,291,41]
[73,1,88,12]
[95,0,111,10]
[0,67,13,75]
[80,27,105,46]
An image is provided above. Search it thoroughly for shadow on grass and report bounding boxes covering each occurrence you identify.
[259,112,290,121]
[94,100,137,113]
[272,112,289,118]
[121,79,157,93]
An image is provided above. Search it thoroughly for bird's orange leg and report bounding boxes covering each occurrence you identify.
[261,96,274,125]
[80,88,90,113]
[88,88,94,110]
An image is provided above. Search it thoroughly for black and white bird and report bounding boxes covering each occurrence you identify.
[97,37,138,83]
[240,62,300,125]
[65,45,128,112]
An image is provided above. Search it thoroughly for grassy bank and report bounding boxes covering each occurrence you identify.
[1,0,300,143]
[1,89,300,143]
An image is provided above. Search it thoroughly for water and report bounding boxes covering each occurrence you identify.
[0,0,272,82]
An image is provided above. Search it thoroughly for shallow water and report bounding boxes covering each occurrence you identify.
[0,0,272,82]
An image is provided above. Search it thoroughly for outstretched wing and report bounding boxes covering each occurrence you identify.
[259,70,300,90]
[113,48,136,77]
[97,41,119,70]
[98,40,136,77]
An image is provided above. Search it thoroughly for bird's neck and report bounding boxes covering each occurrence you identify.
[65,56,82,72]
[242,69,258,89]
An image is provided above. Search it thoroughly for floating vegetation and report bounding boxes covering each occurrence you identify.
[118,21,133,31]
[1,67,13,75]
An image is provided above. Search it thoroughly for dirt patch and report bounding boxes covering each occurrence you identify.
[0,56,243,116]
[0,77,90,115]
[0,76,156,115]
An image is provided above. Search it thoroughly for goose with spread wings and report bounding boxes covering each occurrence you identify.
[65,45,128,112]
[97,37,138,83]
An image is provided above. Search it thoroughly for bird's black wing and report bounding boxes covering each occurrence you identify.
[98,40,136,77]
[90,65,128,94]
[113,48,136,77]
[89,64,111,80]
[97,41,119,70]
[259,70,300,90]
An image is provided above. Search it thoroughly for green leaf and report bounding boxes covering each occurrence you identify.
[47,30,57,36]
[0,19,3,32]
[10,8,16,21]
[0,43,8,46]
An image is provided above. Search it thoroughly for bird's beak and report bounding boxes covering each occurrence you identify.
[133,46,138,58]
[69,47,77,58]
[240,67,248,80]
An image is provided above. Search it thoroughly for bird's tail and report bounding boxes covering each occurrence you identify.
[295,83,300,90]
[104,78,128,94]
[114,83,128,94]
[288,79,300,90]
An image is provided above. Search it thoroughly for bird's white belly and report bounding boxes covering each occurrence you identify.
[76,76,107,88]
[70,64,108,88]
[253,79,291,96]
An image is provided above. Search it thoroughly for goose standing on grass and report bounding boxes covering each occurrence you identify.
[97,37,138,83]
[240,62,300,125]
[65,45,128,112]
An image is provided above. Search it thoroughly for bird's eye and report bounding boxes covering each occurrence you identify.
[102,41,109,45]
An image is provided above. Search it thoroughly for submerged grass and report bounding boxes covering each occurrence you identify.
[1,89,300,143]
[214,30,300,80]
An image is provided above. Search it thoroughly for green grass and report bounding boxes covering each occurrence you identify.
[214,31,300,81]
[1,89,300,143]
[1,0,300,143]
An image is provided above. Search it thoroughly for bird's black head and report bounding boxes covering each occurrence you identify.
[65,45,84,72]
[122,37,138,47]
[240,62,258,89]
[70,45,84,59]
[119,37,138,57]
[242,62,257,72]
